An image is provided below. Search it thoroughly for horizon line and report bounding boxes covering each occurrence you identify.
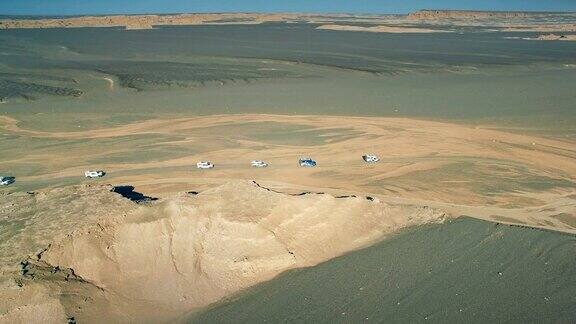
[2,8,576,17]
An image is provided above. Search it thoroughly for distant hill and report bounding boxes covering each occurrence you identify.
[408,9,553,20]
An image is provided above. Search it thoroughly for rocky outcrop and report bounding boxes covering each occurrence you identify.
[3,181,446,323]
[408,10,531,20]
[0,184,134,282]
[503,24,576,32]
[0,13,289,29]
[535,34,576,41]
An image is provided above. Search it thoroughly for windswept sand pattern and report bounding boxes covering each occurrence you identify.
[1,114,574,234]
[0,11,575,324]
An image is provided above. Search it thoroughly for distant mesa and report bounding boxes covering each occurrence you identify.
[407,9,532,20]
[1,10,572,30]
[0,13,288,29]
[535,34,576,41]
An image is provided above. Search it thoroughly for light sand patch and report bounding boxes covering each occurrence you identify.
[502,24,576,33]
[102,77,115,90]
[1,114,574,231]
[0,115,576,215]
[505,34,576,41]
[317,24,449,33]
[2,114,574,174]
[532,34,576,41]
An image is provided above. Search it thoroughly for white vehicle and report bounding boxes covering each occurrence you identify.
[362,154,380,163]
[84,170,105,178]
[298,157,317,167]
[196,161,214,169]
[251,160,268,168]
[0,176,15,186]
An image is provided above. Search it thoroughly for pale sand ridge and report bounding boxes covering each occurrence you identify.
[317,24,449,33]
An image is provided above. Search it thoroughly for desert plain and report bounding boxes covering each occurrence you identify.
[0,10,575,323]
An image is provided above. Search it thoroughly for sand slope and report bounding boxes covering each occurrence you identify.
[190,217,576,323]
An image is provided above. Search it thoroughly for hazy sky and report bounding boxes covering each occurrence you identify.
[1,0,576,15]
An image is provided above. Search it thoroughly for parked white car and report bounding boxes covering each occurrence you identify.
[84,170,105,178]
[196,161,214,169]
[0,176,15,186]
[298,157,317,167]
[251,160,268,168]
[362,154,380,163]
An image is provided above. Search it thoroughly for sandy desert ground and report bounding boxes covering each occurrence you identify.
[1,113,574,228]
[0,10,575,323]
[1,112,574,322]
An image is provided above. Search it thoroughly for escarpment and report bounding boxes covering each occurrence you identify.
[408,9,531,20]
[4,180,447,323]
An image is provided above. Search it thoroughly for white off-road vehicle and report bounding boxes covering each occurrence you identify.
[362,154,380,163]
[0,176,15,186]
[84,170,106,178]
[196,161,214,169]
[251,160,268,168]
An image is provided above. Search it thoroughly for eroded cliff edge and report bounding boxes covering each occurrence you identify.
[0,180,446,323]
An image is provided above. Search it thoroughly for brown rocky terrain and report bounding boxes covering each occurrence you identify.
[407,10,576,32]
[407,10,531,20]
[503,24,576,32]
[535,34,576,41]
[0,13,291,30]
[2,11,574,32]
